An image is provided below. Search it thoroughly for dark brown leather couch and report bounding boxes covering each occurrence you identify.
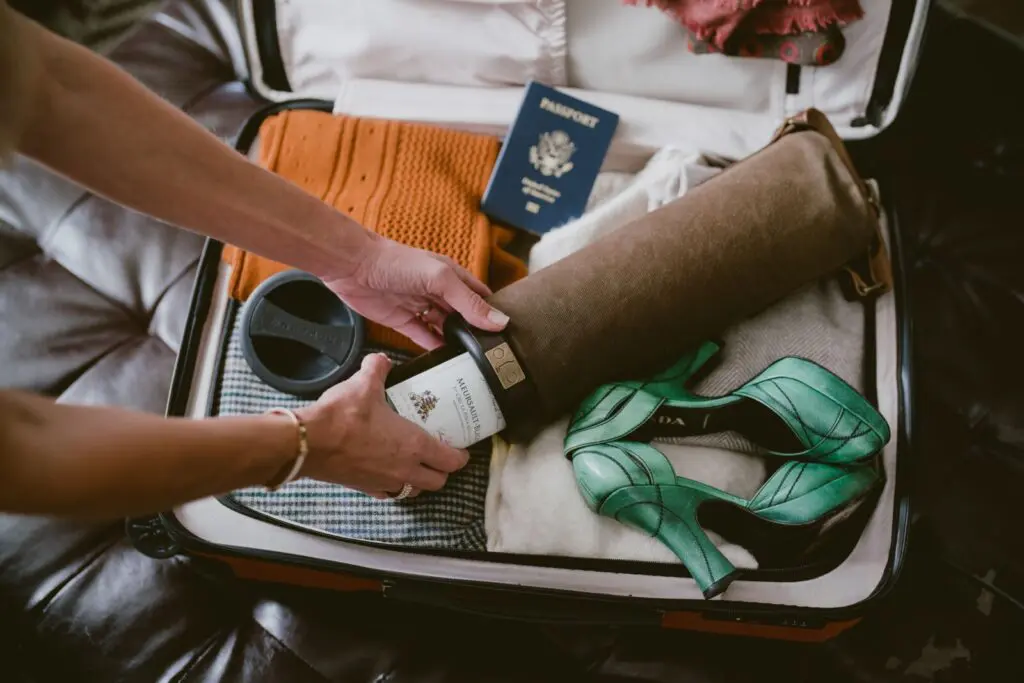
[1,1,1022,681]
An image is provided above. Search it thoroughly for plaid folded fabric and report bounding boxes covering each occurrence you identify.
[214,307,490,551]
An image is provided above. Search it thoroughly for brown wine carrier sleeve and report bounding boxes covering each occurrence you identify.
[222,110,528,355]
[771,108,892,300]
[469,107,893,443]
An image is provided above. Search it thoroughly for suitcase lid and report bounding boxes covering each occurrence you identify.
[237,0,929,159]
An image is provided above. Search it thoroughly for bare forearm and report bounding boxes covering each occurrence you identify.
[0,390,295,518]
[13,14,373,279]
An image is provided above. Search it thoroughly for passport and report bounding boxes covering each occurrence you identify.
[481,81,619,235]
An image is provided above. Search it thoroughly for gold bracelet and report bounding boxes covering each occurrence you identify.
[264,408,309,490]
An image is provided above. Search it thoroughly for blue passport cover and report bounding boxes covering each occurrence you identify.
[481,82,619,235]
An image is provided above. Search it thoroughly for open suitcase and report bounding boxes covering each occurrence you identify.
[131,0,929,642]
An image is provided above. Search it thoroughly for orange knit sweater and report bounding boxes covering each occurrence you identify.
[224,110,527,355]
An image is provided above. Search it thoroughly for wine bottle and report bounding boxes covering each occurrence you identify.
[384,344,507,449]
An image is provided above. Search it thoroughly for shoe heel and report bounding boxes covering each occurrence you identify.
[601,484,740,599]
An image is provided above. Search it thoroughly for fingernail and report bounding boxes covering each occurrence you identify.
[487,309,510,327]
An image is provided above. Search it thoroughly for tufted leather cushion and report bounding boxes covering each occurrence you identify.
[1,2,1023,682]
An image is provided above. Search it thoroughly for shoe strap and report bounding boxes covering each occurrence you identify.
[572,440,680,489]
[564,341,720,456]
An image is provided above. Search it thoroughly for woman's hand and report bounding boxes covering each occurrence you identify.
[295,353,467,499]
[0,352,463,517]
[323,237,510,350]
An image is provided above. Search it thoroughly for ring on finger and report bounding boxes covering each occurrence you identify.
[414,306,435,325]
[388,483,414,501]
[415,306,445,327]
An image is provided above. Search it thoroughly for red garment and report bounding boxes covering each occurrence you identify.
[622,0,864,51]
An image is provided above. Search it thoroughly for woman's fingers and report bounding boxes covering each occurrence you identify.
[407,466,447,492]
[417,305,447,330]
[302,341,472,501]
[355,352,392,387]
[433,269,509,332]
[394,318,444,350]
[427,296,454,315]
[418,442,470,475]
[437,254,493,298]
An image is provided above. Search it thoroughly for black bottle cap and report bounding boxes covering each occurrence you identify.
[239,270,364,398]
[442,313,543,444]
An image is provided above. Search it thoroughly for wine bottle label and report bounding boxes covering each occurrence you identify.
[385,352,506,449]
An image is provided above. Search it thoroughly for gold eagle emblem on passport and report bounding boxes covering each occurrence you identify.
[529,130,576,178]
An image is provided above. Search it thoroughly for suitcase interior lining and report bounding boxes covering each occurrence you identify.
[168,172,905,609]
[171,0,919,597]
[241,0,927,139]
[207,292,878,579]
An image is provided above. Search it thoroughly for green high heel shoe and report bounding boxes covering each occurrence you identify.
[565,343,890,600]
[567,340,890,465]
